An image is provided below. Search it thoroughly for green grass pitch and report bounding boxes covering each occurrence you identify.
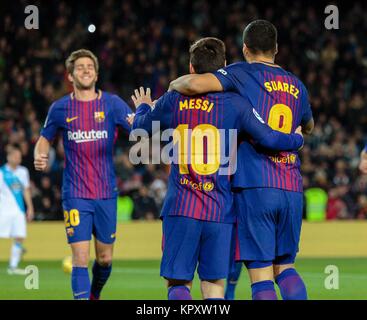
[0,258,366,300]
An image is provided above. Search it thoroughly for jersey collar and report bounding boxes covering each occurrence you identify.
[70,89,102,100]
[251,60,282,68]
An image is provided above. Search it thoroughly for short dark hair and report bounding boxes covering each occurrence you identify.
[189,37,226,74]
[243,20,277,55]
[6,144,21,155]
[65,49,99,74]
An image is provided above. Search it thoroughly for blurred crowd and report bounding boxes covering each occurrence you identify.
[1,0,367,220]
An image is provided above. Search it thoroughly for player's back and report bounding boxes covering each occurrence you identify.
[216,62,312,192]
[161,91,244,223]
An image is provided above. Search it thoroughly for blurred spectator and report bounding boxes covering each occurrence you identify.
[326,188,349,220]
[356,194,367,219]
[132,186,159,220]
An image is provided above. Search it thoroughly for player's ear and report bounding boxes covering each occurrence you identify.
[224,59,227,67]
[242,44,247,57]
[189,63,195,74]
[275,43,278,55]
[67,73,74,83]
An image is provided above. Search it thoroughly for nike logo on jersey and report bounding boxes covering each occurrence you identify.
[66,116,79,123]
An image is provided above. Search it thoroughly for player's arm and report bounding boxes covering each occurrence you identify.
[23,187,34,222]
[240,105,304,151]
[34,103,59,171]
[112,94,134,133]
[22,168,34,222]
[131,87,173,134]
[302,118,314,135]
[34,136,51,171]
[359,147,367,174]
[168,73,223,96]
[300,84,314,135]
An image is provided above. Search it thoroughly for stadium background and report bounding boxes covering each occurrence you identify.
[1,0,367,299]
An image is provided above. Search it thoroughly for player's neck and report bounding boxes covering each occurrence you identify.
[7,163,17,171]
[73,88,98,101]
[247,55,275,65]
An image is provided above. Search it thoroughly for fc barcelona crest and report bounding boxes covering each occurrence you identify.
[94,111,105,123]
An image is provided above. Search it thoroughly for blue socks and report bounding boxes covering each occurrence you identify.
[225,262,242,300]
[71,267,90,300]
[168,285,192,300]
[251,280,278,300]
[275,268,307,300]
[90,261,112,300]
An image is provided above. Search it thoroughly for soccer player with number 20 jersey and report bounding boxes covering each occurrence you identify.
[34,49,132,300]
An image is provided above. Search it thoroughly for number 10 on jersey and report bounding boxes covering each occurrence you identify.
[174,124,221,176]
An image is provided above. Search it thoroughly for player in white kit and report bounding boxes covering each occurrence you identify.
[0,146,34,275]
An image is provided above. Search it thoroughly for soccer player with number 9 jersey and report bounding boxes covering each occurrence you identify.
[170,20,314,300]
[133,38,304,300]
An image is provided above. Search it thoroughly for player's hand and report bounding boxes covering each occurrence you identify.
[131,87,153,108]
[295,126,304,150]
[34,153,49,171]
[126,113,135,126]
[295,126,303,138]
[26,207,34,222]
[359,158,367,174]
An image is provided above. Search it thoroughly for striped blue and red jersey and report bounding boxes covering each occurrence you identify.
[214,62,313,193]
[41,90,132,200]
[132,91,303,223]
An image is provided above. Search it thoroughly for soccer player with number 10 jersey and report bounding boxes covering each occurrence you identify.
[170,20,314,300]
[132,37,304,300]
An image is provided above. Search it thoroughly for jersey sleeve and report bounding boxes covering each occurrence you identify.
[236,97,304,151]
[300,83,313,125]
[132,91,176,134]
[41,103,60,141]
[19,168,30,189]
[212,62,247,92]
[112,95,134,133]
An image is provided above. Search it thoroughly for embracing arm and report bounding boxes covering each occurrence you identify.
[256,127,304,151]
[302,118,314,135]
[240,105,304,151]
[168,73,223,95]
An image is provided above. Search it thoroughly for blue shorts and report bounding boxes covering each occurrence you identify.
[161,215,233,281]
[234,188,303,265]
[228,222,241,275]
[62,198,117,244]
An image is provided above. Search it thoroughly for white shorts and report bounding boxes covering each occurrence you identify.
[0,211,27,239]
